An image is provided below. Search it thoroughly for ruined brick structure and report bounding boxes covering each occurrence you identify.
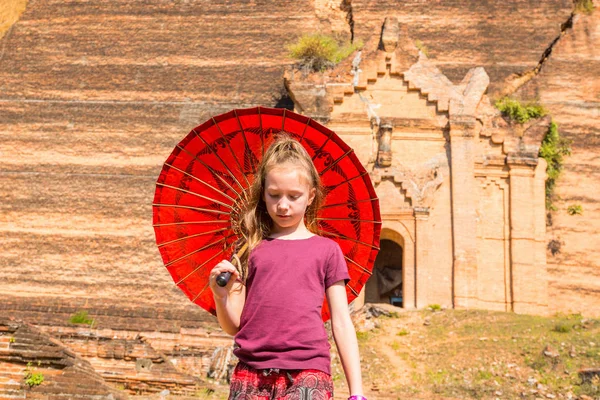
[0,0,598,396]
[285,18,551,314]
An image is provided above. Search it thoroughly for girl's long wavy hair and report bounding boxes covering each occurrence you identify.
[241,134,324,253]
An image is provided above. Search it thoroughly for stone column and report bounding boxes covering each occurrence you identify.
[508,160,549,314]
[449,116,479,308]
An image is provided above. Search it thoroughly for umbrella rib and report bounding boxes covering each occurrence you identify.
[258,107,264,157]
[299,118,310,143]
[319,149,353,176]
[176,144,242,198]
[323,170,368,185]
[158,227,231,248]
[344,255,373,275]
[175,245,228,286]
[320,198,379,210]
[212,117,252,189]
[319,229,380,250]
[152,203,230,215]
[192,128,247,195]
[165,234,235,269]
[153,220,230,228]
[348,285,359,297]
[233,110,257,176]
[191,281,211,303]
[311,129,334,162]
[156,183,233,209]
[164,162,236,203]
[317,217,382,224]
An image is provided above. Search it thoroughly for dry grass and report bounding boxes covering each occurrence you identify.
[0,0,28,40]
[334,309,600,399]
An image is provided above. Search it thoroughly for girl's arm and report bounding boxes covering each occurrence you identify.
[209,260,246,336]
[326,280,364,397]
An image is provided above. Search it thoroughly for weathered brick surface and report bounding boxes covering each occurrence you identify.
[0,0,598,371]
[515,8,600,316]
[350,0,574,89]
[0,317,127,399]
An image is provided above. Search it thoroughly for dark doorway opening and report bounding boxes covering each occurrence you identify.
[365,239,403,307]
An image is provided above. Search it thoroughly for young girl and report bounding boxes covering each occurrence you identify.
[209,135,367,400]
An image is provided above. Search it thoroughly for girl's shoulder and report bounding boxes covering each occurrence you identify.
[252,235,338,251]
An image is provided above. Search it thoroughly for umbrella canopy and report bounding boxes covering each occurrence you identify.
[153,107,381,321]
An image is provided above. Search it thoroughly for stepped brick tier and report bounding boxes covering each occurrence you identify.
[350,0,575,90]
[0,317,127,399]
[0,0,599,394]
[284,14,598,316]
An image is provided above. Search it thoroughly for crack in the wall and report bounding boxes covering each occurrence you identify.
[341,0,355,42]
[500,9,576,97]
[534,14,574,76]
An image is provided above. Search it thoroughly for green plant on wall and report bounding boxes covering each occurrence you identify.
[567,204,583,215]
[24,361,44,387]
[574,0,594,14]
[495,98,571,211]
[495,97,547,123]
[539,121,572,210]
[288,33,362,72]
[414,39,429,57]
[69,310,95,326]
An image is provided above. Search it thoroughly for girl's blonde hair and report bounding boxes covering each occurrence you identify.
[241,134,323,253]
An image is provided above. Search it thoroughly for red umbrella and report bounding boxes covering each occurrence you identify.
[153,107,381,321]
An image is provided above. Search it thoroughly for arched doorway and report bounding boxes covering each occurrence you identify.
[365,239,403,307]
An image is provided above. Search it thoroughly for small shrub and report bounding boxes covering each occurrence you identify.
[356,331,370,341]
[415,39,429,57]
[553,322,572,333]
[495,97,547,124]
[428,304,442,312]
[397,328,410,336]
[24,362,44,387]
[9,336,15,343]
[288,34,362,72]
[476,370,493,381]
[69,310,95,326]
[574,0,594,14]
[567,204,583,215]
[427,369,449,385]
[380,311,400,319]
[539,121,572,210]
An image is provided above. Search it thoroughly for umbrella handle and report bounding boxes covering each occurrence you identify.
[216,253,242,287]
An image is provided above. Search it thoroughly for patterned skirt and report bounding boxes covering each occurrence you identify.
[228,361,334,400]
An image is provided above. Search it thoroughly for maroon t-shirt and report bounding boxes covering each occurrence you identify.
[233,235,350,374]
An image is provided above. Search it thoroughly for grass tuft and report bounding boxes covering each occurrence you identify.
[288,34,362,72]
[574,0,594,14]
[495,97,547,124]
[69,310,95,326]
[567,204,583,215]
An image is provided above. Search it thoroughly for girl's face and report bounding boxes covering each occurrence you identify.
[263,164,316,235]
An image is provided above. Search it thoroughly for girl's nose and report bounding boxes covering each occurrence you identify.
[277,199,289,211]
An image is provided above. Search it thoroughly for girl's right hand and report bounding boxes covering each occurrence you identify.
[209,260,240,300]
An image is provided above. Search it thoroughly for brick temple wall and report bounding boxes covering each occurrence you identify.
[0,0,597,351]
